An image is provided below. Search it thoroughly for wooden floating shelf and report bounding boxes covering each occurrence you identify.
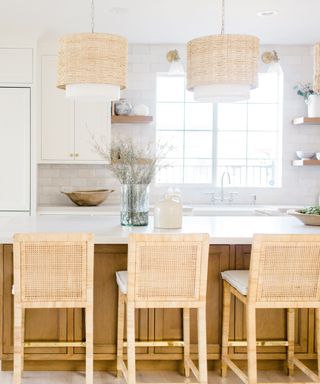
[292,159,320,166]
[111,115,153,124]
[292,117,320,125]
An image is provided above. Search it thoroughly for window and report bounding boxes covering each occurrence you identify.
[156,73,283,187]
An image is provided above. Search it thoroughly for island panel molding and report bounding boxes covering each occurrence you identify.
[0,243,316,371]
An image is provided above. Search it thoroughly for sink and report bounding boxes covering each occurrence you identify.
[189,205,301,216]
[191,205,261,216]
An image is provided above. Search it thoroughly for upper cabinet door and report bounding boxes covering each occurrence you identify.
[74,101,110,162]
[40,55,110,163]
[0,88,30,211]
[41,55,74,161]
[0,48,33,83]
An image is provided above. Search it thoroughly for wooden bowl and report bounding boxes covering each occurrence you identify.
[287,209,320,226]
[62,189,114,206]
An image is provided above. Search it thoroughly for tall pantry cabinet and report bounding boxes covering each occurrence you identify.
[0,48,33,213]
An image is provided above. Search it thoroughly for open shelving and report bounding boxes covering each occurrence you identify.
[292,117,320,125]
[111,115,153,124]
[292,159,320,166]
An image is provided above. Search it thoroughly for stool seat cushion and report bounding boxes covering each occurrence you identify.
[221,270,249,295]
[116,271,128,294]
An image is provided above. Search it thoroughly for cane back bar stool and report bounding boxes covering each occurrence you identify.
[221,234,320,384]
[13,233,94,384]
[116,233,210,384]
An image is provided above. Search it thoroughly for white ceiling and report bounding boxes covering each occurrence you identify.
[0,0,319,45]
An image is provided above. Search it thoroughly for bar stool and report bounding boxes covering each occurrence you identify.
[13,233,94,384]
[116,233,210,384]
[221,234,320,384]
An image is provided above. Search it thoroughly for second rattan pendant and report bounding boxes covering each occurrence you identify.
[187,0,259,103]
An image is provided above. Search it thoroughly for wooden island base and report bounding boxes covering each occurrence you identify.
[0,244,317,371]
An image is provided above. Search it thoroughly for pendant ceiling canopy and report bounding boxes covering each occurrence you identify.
[187,0,259,103]
[314,42,320,93]
[57,1,128,102]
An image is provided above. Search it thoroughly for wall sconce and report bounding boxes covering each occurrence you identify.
[166,49,184,74]
[261,50,283,75]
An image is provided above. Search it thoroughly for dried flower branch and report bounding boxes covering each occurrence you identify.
[92,137,172,184]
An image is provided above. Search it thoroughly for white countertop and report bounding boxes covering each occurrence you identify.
[37,204,302,216]
[0,214,319,244]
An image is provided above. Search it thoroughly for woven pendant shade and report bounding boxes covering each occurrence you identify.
[57,33,128,101]
[187,34,260,102]
[314,42,320,94]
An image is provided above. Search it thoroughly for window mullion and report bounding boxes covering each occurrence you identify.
[212,104,218,186]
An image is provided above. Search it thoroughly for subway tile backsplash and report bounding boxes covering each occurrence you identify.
[38,43,320,207]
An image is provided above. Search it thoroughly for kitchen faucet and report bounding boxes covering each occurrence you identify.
[220,171,231,202]
[206,171,237,204]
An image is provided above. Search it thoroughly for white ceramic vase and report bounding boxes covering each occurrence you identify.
[307,95,320,117]
[154,193,182,229]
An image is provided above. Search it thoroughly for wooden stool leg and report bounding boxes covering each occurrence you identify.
[85,306,94,384]
[287,308,295,376]
[127,302,136,384]
[247,304,257,384]
[13,305,23,384]
[197,306,208,384]
[183,308,190,377]
[21,308,25,373]
[117,290,125,378]
[221,281,231,377]
[316,308,320,377]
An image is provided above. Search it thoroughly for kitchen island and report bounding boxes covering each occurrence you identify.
[0,215,320,371]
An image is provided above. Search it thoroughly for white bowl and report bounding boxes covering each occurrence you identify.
[295,151,315,160]
[316,152,320,160]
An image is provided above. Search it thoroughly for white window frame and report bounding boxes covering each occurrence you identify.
[155,72,283,188]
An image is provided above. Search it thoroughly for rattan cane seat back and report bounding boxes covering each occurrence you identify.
[249,234,320,307]
[127,234,209,308]
[13,233,93,307]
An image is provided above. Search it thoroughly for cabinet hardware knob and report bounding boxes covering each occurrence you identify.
[75,153,79,157]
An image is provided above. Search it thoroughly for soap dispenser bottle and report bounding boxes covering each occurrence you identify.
[154,190,183,229]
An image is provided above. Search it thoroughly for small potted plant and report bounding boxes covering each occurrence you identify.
[294,82,320,117]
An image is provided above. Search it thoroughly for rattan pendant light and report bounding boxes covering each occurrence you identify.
[187,0,259,103]
[57,0,128,101]
[314,42,320,93]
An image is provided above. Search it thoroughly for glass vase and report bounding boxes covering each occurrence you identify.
[120,184,149,226]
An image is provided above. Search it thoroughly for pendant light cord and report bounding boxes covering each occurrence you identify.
[220,0,225,35]
[91,0,95,33]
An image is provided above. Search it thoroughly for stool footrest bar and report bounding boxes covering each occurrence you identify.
[228,340,289,347]
[185,357,200,382]
[223,356,248,384]
[24,341,86,348]
[123,340,184,347]
[293,358,320,382]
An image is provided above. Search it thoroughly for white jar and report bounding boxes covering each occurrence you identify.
[154,193,182,229]
[132,104,149,116]
[308,95,320,118]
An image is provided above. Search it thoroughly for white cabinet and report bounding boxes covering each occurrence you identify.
[0,48,33,83]
[40,55,110,163]
[0,88,30,211]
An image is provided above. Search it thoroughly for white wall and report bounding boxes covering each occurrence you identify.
[38,43,320,207]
